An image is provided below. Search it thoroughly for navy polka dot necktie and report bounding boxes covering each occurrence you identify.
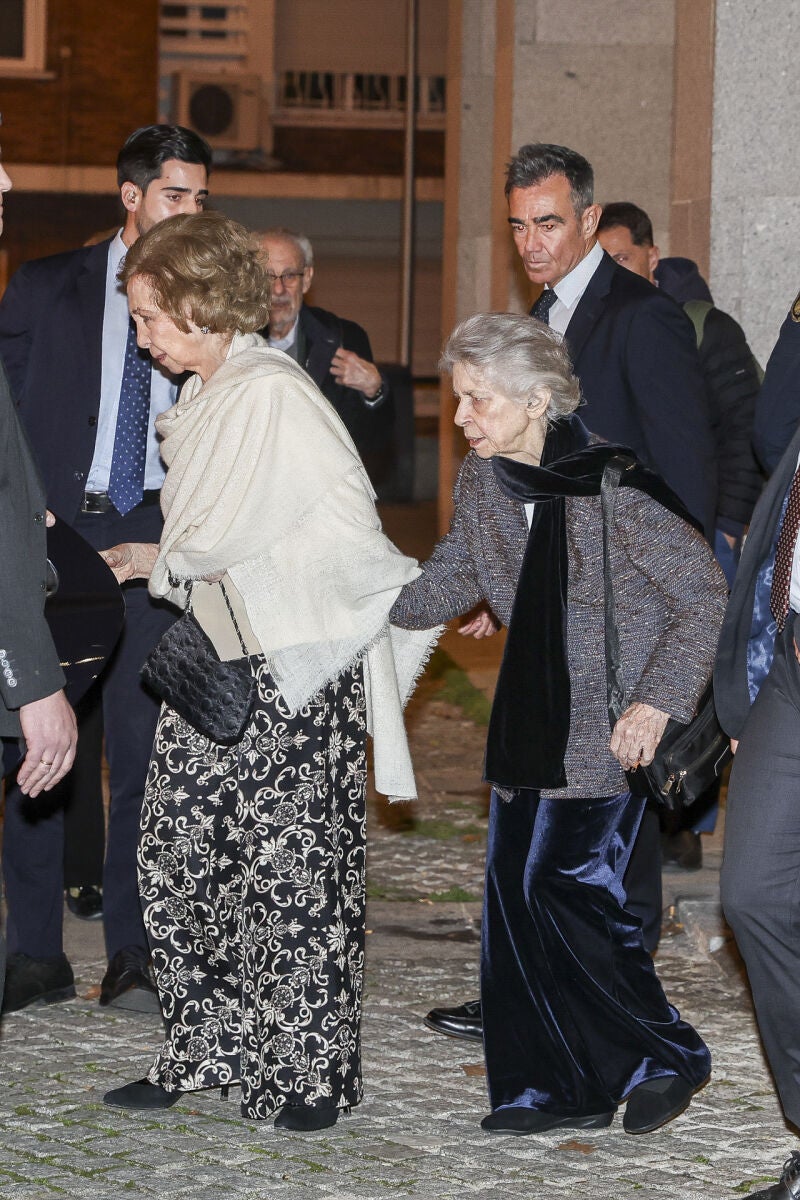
[108,320,152,516]
[530,288,559,324]
[770,467,800,632]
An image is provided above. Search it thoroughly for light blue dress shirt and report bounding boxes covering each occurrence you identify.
[86,231,179,493]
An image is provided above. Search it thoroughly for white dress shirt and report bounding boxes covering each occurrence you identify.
[545,240,605,337]
[87,231,178,494]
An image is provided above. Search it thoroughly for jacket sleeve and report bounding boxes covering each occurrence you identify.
[0,261,36,404]
[0,371,65,715]
[698,306,764,530]
[615,487,728,722]
[753,310,800,476]
[624,293,719,539]
[390,459,485,628]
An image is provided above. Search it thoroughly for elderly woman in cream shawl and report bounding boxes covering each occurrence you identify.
[98,211,437,1130]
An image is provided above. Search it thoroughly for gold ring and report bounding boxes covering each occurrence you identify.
[40,758,53,767]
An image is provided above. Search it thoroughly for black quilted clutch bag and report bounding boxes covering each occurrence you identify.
[142,583,256,745]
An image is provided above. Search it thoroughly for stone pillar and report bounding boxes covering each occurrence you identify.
[711,0,800,365]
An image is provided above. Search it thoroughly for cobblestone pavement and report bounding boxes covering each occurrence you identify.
[0,684,793,1198]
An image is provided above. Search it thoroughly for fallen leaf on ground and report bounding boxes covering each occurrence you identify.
[460,1063,486,1077]
[557,1140,596,1154]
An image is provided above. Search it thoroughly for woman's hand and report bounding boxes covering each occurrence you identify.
[100,542,158,584]
[609,702,670,771]
[458,606,500,639]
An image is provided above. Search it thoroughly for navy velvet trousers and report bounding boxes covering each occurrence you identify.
[481,789,711,1115]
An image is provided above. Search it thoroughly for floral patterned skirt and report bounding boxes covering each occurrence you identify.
[139,657,367,1120]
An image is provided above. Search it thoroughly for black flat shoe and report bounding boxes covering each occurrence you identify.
[103,1078,180,1110]
[623,1074,703,1134]
[424,998,483,1042]
[481,1106,615,1135]
[274,1104,344,1132]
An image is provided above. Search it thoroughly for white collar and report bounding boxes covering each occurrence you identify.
[551,240,604,308]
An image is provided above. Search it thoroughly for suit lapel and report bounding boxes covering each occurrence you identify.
[76,238,114,404]
[300,306,340,386]
[562,250,615,365]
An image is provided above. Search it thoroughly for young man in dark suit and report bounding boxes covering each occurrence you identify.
[425,142,718,1044]
[0,124,211,1014]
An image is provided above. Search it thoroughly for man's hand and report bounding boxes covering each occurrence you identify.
[458,608,500,639]
[330,349,383,399]
[17,690,77,797]
[100,542,158,584]
[609,701,670,771]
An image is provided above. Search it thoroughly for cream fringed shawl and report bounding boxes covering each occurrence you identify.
[149,333,441,800]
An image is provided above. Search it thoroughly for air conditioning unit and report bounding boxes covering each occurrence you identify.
[172,71,262,151]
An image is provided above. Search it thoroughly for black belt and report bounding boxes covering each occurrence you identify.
[81,489,161,514]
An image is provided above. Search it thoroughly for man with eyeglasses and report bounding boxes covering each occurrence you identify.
[257,228,389,457]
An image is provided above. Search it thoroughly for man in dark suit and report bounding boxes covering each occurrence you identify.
[0,128,77,1010]
[425,142,717,1043]
[257,228,389,455]
[716,422,800,1199]
[752,295,800,476]
[0,124,211,1014]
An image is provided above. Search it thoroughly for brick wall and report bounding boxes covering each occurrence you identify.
[1,0,159,166]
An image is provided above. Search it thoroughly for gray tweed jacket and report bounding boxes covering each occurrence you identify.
[391,452,728,798]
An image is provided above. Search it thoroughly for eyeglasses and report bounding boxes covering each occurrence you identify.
[265,269,306,285]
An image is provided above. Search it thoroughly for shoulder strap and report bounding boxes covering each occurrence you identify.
[601,453,637,728]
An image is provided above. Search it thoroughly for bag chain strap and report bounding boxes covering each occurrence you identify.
[219,580,250,658]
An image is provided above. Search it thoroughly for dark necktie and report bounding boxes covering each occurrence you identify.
[770,466,800,632]
[530,287,559,325]
[108,320,152,516]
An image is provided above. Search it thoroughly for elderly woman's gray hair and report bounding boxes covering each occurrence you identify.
[440,312,582,424]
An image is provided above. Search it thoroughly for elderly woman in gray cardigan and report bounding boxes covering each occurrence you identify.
[391,312,727,1138]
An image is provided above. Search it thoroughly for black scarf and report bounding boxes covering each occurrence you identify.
[484,415,698,792]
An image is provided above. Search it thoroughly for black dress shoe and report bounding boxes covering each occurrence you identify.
[661,829,702,871]
[65,885,104,921]
[99,946,161,1014]
[104,1078,180,1110]
[741,1151,800,1199]
[2,953,76,1014]
[274,1104,343,1131]
[424,998,483,1041]
[623,1074,703,1134]
[481,1106,615,1135]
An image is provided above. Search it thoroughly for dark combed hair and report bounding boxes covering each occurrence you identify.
[504,143,594,213]
[118,211,271,335]
[116,125,213,191]
[597,201,654,246]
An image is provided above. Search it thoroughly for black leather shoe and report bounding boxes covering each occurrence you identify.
[65,885,104,921]
[741,1151,800,1199]
[424,998,483,1041]
[623,1074,703,1134]
[661,829,702,871]
[481,1106,615,1135]
[104,1078,180,1110]
[274,1104,343,1132]
[2,953,76,1013]
[99,946,161,1014]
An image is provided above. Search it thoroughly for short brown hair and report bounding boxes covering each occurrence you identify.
[118,210,271,334]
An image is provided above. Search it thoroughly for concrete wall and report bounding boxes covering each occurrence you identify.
[711,0,800,366]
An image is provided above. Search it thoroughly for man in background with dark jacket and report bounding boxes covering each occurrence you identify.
[598,200,764,586]
[257,228,389,459]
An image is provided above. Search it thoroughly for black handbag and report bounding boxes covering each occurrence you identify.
[141,580,256,746]
[601,454,732,811]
